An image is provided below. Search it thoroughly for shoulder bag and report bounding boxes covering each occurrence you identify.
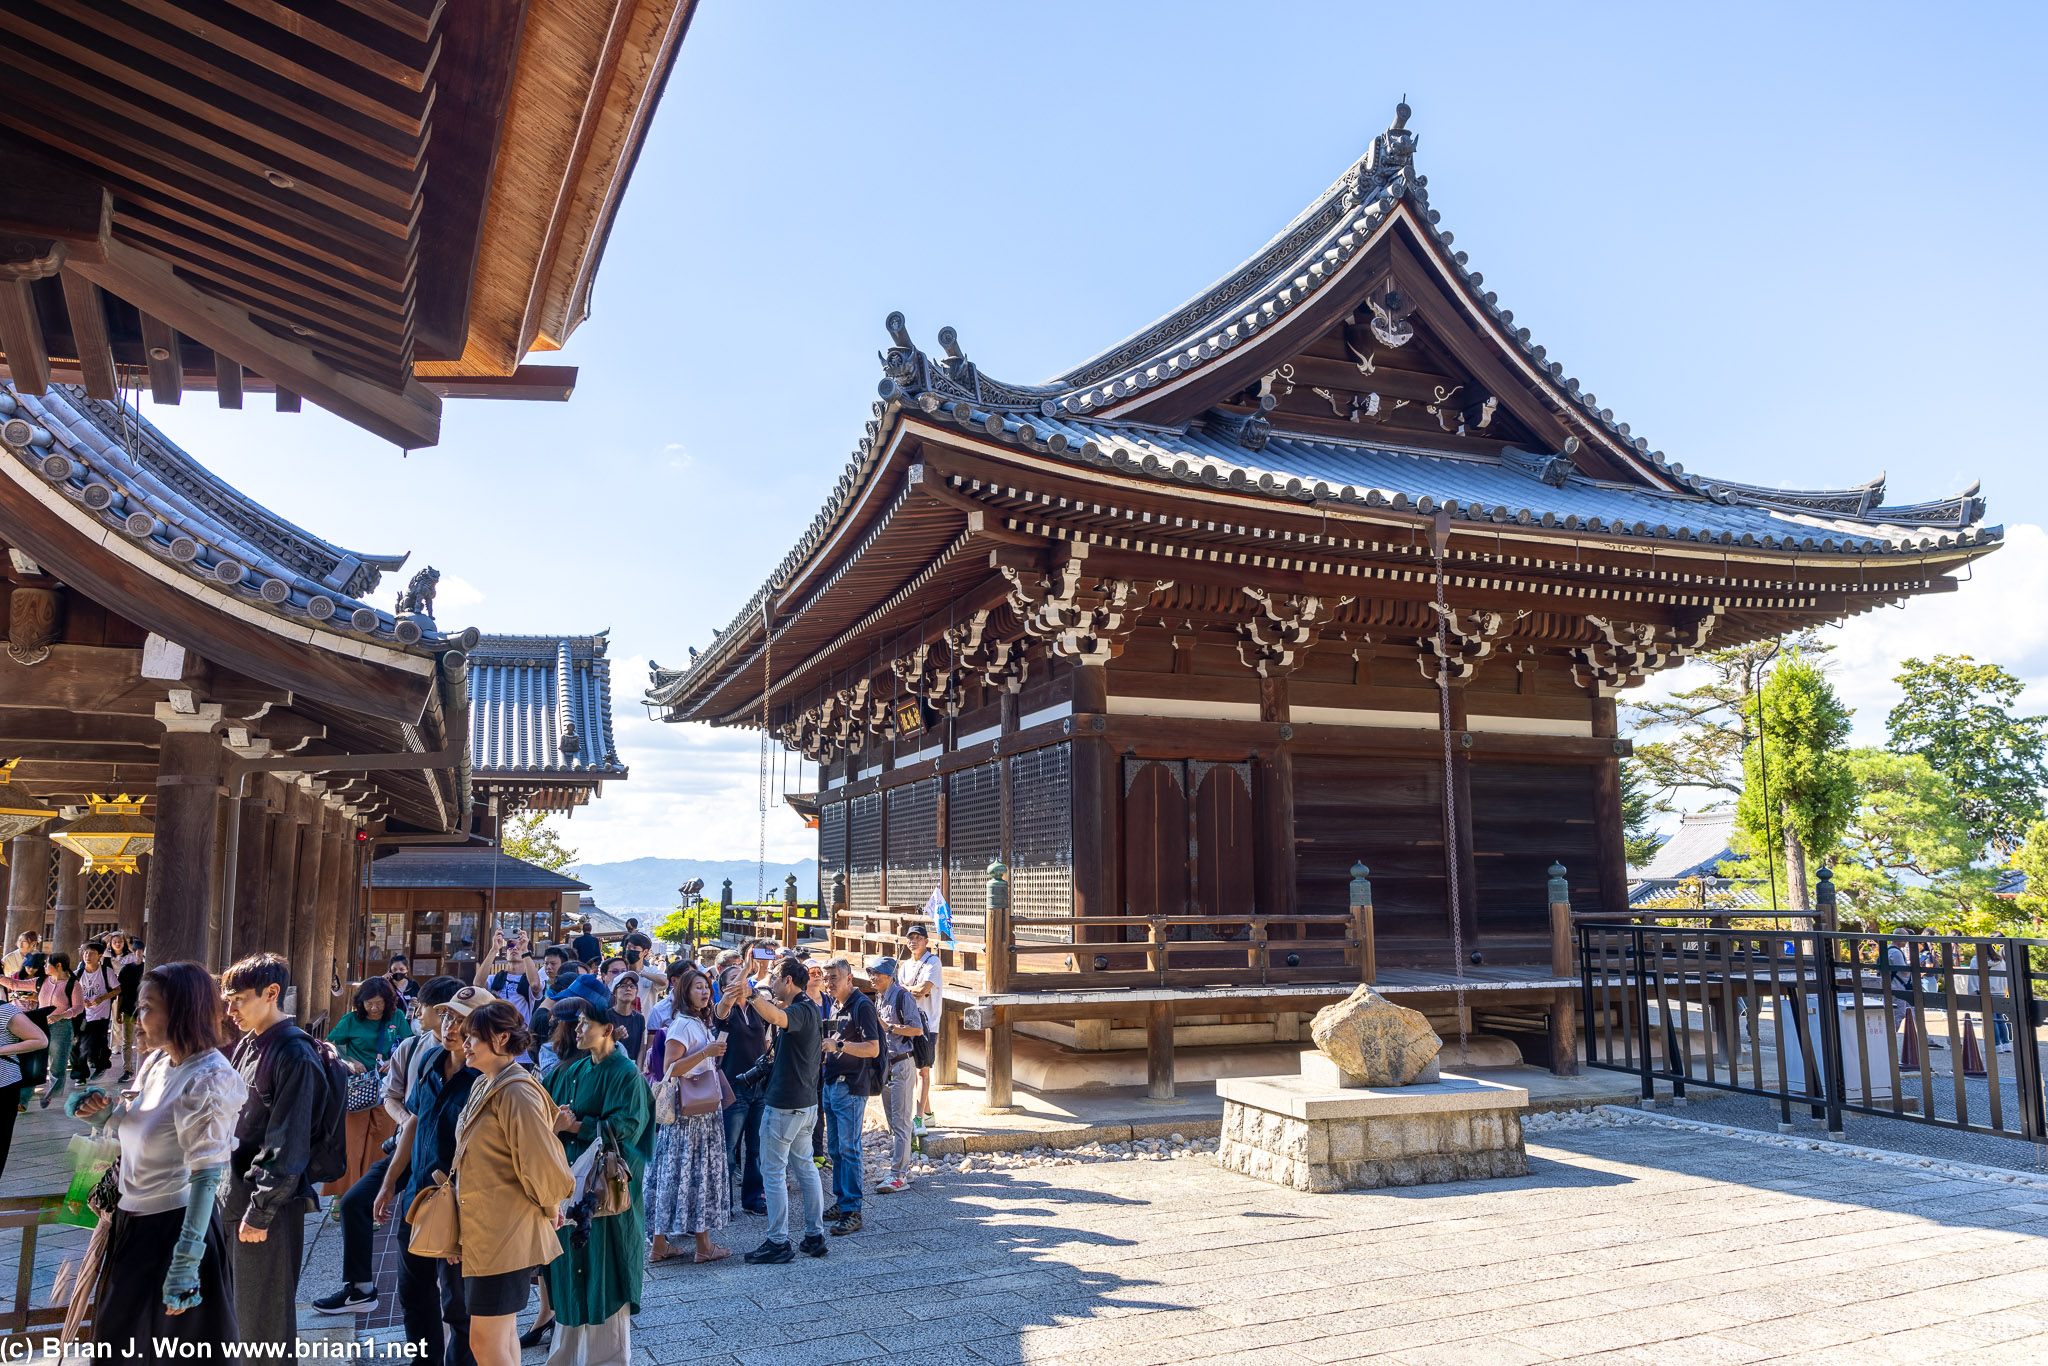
[591,1121,633,1219]
[405,1169,461,1258]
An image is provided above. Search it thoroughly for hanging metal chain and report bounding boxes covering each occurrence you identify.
[1432,535,1471,1058]
[758,596,772,905]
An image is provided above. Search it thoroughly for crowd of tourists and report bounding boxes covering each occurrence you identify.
[0,914,948,1366]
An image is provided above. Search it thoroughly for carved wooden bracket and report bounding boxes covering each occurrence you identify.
[978,637,1030,694]
[1001,561,1172,666]
[1417,603,1524,685]
[6,585,62,666]
[1570,610,1723,696]
[1235,589,1353,677]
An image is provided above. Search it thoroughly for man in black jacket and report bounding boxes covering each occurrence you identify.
[223,953,324,1354]
[819,959,880,1236]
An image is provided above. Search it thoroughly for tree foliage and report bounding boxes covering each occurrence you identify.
[1729,654,1854,910]
[2003,820,2048,944]
[1620,758,1665,867]
[654,898,720,944]
[1830,750,1993,930]
[501,810,577,872]
[1886,654,2047,857]
[1626,630,1828,804]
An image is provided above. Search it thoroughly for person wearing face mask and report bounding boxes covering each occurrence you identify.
[542,997,652,1366]
[69,962,248,1358]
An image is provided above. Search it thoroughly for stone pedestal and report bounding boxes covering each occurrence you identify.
[1216,1071,1528,1193]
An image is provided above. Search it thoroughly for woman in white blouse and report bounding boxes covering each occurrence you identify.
[73,960,248,1356]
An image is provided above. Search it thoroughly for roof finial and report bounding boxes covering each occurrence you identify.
[1393,96,1410,131]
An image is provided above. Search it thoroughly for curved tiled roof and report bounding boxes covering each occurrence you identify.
[644,105,1996,712]
[469,632,627,776]
[0,383,479,655]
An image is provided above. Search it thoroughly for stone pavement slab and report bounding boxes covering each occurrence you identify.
[10,1083,2048,1365]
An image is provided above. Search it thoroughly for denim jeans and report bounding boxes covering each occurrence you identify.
[41,1018,77,1101]
[722,1085,765,1208]
[758,1105,823,1245]
[821,1080,865,1213]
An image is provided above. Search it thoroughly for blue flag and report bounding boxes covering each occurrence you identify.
[924,887,953,943]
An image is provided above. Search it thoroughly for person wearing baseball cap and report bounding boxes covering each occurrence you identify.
[866,958,924,1195]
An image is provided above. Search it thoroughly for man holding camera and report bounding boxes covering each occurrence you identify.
[819,960,880,1236]
[739,959,827,1263]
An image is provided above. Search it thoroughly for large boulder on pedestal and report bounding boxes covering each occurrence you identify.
[1309,985,1441,1087]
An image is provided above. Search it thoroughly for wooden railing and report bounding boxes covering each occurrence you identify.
[0,1196,88,1348]
[721,858,1603,995]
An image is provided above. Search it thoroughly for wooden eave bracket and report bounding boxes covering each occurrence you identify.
[67,238,442,449]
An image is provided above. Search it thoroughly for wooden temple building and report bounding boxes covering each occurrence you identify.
[358,631,627,977]
[0,0,688,1022]
[647,103,2000,1102]
[0,0,698,446]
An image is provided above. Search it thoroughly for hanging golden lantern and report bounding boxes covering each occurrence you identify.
[0,760,61,863]
[49,794,155,874]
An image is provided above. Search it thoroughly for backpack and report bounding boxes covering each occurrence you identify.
[258,1025,351,1187]
[842,993,888,1099]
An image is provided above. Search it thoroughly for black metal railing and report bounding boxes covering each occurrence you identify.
[1578,920,2048,1141]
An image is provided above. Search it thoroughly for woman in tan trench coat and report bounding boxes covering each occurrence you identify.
[450,996,576,1366]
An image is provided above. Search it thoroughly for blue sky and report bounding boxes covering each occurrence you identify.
[134,2,2048,865]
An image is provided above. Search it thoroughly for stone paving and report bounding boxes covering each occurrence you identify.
[11,1093,2048,1364]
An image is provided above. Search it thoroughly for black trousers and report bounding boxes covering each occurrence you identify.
[399,1244,474,1366]
[339,1154,392,1288]
[0,1082,20,1184]
[94,1203,238,1358]
[77,1018,112,1076]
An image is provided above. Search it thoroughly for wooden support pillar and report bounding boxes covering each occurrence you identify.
[1549,987,1581,1077]
[227,791,270,962]
[257,785,301,959]
[1070,663,1116,918]
[50,848,84,953]
[934,1001,960,1088]
[287,786,325,1013]
[5,834,50,950]
[1590,697,1627,914]
[982,1004,1017,1113]
[116,855,147,939]
[151,703,224,968]
[1350,862,1376,984]
[1548,862,1575,977]
[1145,999,1176,1101]
[1255,675,1298,923]
[1443,687,1480,955]
[311,810,347,1028]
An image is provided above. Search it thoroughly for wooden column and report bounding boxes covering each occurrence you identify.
[1145,999,1176,1101]
[5,834,51,950]
[256,784,302,958]
[982,1004,1016,1113]
[151,702,224,968]
[1549,988,1581,1077]
[50,848,84,954]
[116,855,147,939]
[288,788,326,1014]
[1589,697,1627,914]
[227,791,270,961]
[1443,687,1480,955]
[1070,662,1116,918]
[934,1002,960,1088]
[311,810,348,1026]
[1255,675,1297,921]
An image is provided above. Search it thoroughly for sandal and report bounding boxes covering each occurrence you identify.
[693,1245,732,1264]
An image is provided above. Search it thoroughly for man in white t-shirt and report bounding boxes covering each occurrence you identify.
[898,925,944,1129]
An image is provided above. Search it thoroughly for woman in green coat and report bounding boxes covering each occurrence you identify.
[544,996,652,1366]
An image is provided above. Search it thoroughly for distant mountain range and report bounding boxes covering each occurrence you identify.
[565,857,820,915]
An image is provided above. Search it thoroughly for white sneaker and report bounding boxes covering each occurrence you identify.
[1996,1043,2012,1054]
[875,1177,909,1194]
